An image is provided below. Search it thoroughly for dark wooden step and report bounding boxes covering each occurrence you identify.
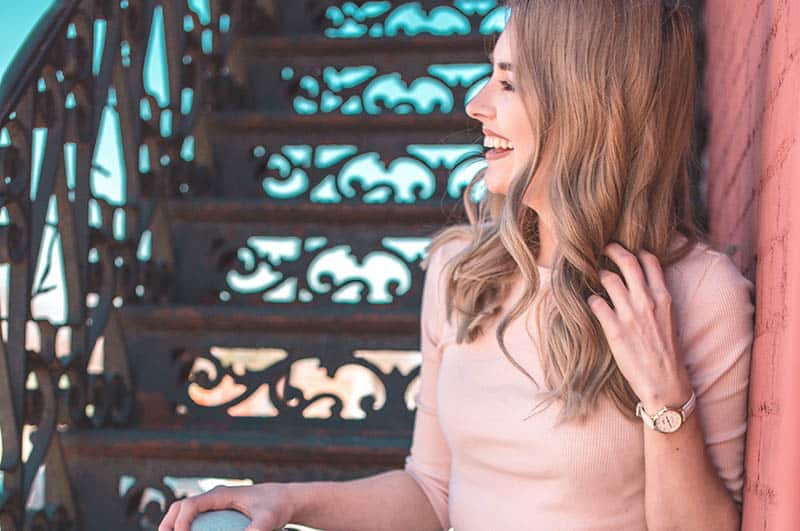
[146,216,451,307]
[208,110,478,133]
[198,112,484,201]
[237,33,489,57]
[61,427,410,466]
[119,304,420,334]
[237,0,502,43]
[166,199,466,225]
[118,305,422,432]
[60,428,407,530]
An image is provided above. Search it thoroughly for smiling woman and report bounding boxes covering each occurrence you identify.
[159,2,754,530]
[414,0,751,529]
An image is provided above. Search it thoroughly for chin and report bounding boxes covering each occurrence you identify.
[484,175,509,196]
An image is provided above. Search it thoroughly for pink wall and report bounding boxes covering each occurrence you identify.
[703,1,800,529]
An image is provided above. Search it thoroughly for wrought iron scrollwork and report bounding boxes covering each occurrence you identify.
[179,345,421,423]
[0,0,243,528]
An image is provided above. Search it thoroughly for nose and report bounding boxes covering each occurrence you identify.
[465,80,494,122]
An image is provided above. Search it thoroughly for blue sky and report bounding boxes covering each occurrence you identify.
[0,0,210,90]
[0,1,56,86]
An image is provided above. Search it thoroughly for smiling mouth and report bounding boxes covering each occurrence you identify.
[485,146,514,160]
[481,133,514,159]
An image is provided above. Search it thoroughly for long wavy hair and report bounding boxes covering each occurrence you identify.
[423,0,707,423]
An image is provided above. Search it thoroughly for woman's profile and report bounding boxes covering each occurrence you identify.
[159,1,754,530]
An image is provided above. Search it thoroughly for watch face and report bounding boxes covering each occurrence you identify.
[655,410,683,433]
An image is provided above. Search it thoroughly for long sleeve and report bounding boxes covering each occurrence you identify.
[677,251,755,504]
[403,242,454,530]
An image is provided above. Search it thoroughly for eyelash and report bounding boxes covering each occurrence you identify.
[499,80,514,92]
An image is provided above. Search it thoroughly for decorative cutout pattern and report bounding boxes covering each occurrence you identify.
[284,63,492,115]
[223,236,426,303]
[181,346,422,420]
[253,143,487,204]
[322,1,508,38]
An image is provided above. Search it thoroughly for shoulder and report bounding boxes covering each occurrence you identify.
[664,239,755,377]
[418,232,471,346]
[663,238,755,368]
[663,238,754,311]
[421,230,471,278]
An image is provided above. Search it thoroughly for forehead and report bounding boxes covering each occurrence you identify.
[493,28,513,59]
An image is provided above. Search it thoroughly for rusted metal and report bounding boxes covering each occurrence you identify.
[0,0,246,528]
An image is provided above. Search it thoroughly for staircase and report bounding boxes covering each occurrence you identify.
[0,1,502,529]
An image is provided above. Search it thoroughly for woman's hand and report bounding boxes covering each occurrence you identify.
[158,482,293,531]
[587,242,693,411]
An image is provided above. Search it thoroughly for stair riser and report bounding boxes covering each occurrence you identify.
[203,120,484,200]
[122,322,421,432]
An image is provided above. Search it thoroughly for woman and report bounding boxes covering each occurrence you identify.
[159,1,754,530]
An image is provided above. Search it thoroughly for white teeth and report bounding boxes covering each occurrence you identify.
[482,136,514,150]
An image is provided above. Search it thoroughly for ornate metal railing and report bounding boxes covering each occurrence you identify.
[0,0,241,528]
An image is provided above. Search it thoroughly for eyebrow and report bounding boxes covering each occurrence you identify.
[487,51,513,72]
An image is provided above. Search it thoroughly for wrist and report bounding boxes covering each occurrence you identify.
[638,379,693,413]
[283,482,305,521]
[284,481,319,523]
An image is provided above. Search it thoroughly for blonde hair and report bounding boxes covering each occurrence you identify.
[424,0,705,422]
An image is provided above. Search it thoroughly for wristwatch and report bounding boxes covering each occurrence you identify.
[635,391,696,433]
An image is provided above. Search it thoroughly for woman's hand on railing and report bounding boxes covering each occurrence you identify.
[157,483,294,531]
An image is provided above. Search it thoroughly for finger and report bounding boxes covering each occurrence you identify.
[158,502,180,531]
[603,243,649,298]
[588,294,621,339]
[243,521,275,531]
[244,514,274,531]
[598,270,633,319]
[173,487,229,531]
[638,250,670,301]
[173,501,200,531]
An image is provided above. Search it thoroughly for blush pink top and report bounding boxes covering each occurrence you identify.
[404,237,755,531]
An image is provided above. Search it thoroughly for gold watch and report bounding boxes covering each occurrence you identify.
[635,391,696,433]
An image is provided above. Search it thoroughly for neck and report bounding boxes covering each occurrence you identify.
[535,214,557,268]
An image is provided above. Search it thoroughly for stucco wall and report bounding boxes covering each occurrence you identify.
[703,1,799,529]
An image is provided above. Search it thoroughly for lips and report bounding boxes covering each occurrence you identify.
[482,128,510,141]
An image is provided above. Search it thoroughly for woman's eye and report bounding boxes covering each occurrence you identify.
[500,80,514,92]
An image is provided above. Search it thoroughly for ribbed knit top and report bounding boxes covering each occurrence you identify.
[404,236,755,531]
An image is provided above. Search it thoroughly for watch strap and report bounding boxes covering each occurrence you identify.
[635,390,696,431]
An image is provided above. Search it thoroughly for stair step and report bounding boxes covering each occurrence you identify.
[120,304,419,334]
[237,0,503,43]
[208,111,477,132]
[60,428,408,527]
[61,427,410,465]
[119,306,422,433]
[237,34,488,56]
[166,199,466,225]
[201,112,483,202]
[144,216,447,307]
[231,32,491,114]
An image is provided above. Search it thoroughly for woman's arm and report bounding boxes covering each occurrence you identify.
[639,393,740,531]
[288,469,442,531]
[588,243,752,531]
[159,470,441,531]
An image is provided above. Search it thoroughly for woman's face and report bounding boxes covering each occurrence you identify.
[466,27,541,207]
